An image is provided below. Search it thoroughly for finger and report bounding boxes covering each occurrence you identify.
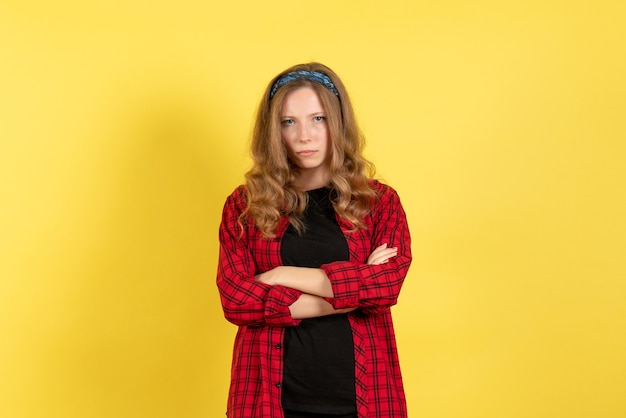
[367,249,398,265]
[369,256,390,265]
[371,243,387,253]
[375,248,398,259]
[369,244,390,258]
[368,253,393,265]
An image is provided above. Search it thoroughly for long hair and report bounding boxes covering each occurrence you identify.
[242,62,377,238]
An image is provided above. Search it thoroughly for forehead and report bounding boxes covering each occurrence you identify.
[281,87,325,114]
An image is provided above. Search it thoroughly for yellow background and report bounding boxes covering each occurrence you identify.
[1,1,624,417]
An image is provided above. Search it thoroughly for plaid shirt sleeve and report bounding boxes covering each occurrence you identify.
[321,182,412,311]
[216,186,302,327]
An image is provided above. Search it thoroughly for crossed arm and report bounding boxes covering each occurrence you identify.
[255,244,398,319]
[217,184,411,327]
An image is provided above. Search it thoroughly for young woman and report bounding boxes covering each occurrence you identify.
[217,62,412,418]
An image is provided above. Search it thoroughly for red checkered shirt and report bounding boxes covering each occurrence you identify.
[216,180,412,418]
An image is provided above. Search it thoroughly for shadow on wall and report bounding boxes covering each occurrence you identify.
[60,83,240,415]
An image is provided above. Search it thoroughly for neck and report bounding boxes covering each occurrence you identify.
[293,168,330,191]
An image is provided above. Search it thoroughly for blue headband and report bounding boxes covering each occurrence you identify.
[269,70,340,99]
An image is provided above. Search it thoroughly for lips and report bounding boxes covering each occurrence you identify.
[296,150,317,157]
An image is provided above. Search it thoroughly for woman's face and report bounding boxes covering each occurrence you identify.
[280,86,331,187]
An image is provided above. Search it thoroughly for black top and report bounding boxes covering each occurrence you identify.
[280,187,357,414]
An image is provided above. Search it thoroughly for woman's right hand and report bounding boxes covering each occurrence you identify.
[367,243,398,265]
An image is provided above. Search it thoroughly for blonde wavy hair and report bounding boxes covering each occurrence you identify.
[242,62,377,238]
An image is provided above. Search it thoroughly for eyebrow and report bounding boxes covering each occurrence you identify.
[280,111,326,118]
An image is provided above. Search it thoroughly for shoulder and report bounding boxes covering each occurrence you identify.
[223,184,248,213]
[364,180,409,227]
[366,179,406,217]
[227,184,247,200]
[368,179,400,201]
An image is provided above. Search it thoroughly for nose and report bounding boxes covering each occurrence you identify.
[298,122,312,142]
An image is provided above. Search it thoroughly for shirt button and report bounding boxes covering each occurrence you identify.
[275,344,281,349]
[275,382,281,388]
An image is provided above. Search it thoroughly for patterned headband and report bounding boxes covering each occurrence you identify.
[269,70,340,99]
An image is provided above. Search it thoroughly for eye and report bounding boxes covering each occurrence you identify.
[313,116,325,122]
[281,119,295,126]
